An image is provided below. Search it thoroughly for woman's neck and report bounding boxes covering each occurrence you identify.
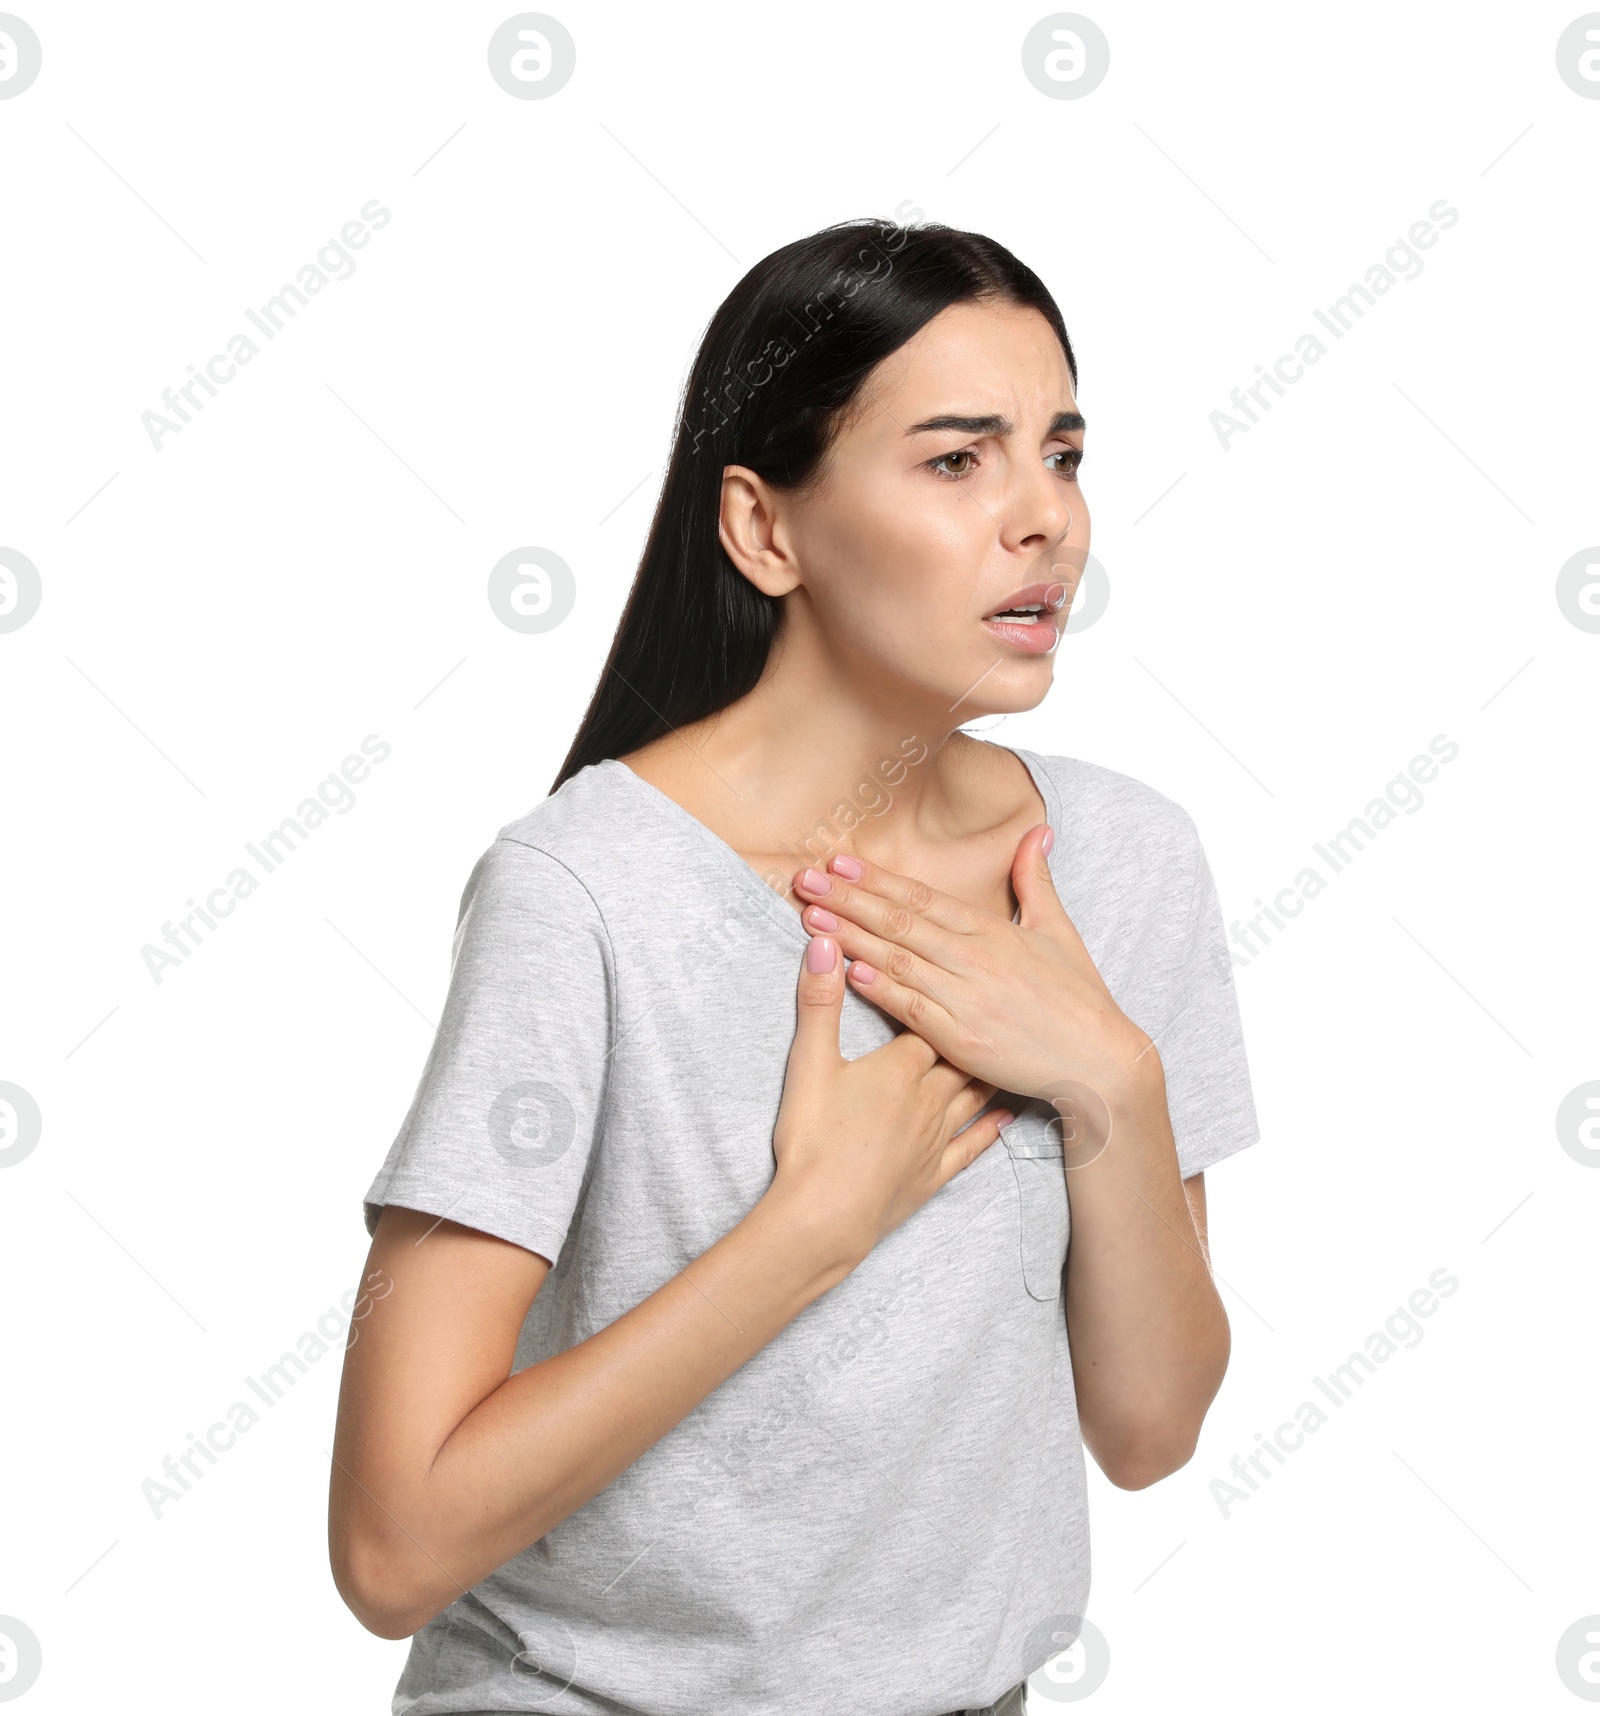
[618,680,1047,918]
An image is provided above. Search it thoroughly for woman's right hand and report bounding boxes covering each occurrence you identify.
[769,934,1013,1270]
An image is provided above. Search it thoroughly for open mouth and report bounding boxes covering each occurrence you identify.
[980,581,1068,654]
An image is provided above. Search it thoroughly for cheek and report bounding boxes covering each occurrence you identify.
[809,489,988,637]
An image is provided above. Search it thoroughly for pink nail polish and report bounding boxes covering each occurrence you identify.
[830,855,864,880]
[850,961,878,985]
[798,867,832,895]
[807,906,839,931]
[1042,826,1055,856]
[806,935,837,974]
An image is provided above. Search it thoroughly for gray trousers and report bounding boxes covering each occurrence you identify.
[939,1681,1026,1716]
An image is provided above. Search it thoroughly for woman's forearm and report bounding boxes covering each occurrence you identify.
[344,1181,856,1639]
[1063,1056,1231,1487]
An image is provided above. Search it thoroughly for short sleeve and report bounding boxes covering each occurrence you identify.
[1151,820,1261,1179]
[362,836,614,1264]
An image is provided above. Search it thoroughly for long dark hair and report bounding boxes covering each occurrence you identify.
[550,217,1077,794]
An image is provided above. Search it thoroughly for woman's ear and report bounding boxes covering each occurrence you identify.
[718,465,802,598]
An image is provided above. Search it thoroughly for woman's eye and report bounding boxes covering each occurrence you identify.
[929,447,979,479]
[928,446,1084,481]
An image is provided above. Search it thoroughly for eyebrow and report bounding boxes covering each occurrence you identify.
[905,410,1085,437]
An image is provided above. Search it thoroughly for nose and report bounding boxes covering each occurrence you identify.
[1004,458,1078,556]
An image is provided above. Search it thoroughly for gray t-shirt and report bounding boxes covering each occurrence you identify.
[361,744,1261,1715]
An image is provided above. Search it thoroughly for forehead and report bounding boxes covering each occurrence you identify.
[849,300,1077,434]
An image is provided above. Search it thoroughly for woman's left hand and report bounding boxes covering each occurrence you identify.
[791,828,1157,1112]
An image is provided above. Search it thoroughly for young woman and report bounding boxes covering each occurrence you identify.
[330,218,1260,1716]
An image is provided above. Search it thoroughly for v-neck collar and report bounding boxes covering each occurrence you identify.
[594,742,1065,952]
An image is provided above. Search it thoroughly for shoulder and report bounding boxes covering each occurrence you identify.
[468,760,643,898]
[1017,749,1214,972]
[1022,749,1203,880]
[493,760,628,867]
[451,764,632,939]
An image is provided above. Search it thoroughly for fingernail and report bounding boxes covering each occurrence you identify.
[806,906,839,931]
[798,867,832,895]
[806,935,837,974]
[850,961,878,985]
[1042,826,1055,856]
[995,1109,1015,1127]
[830,855,864,879]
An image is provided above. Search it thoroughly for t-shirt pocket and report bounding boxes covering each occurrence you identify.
[1000,1103,1069,1302]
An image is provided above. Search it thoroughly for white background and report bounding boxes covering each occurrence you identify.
[2,1,1597,1711]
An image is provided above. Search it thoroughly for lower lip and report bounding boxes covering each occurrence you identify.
[981,615,1059,654]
